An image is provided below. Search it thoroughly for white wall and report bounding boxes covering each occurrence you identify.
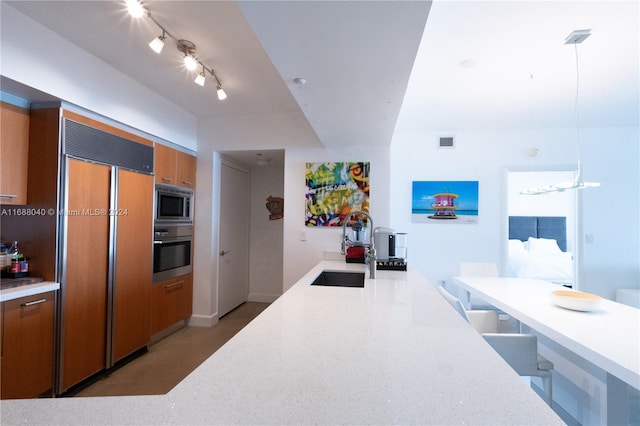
[0,3,197,149]
[390,127,639,300]
[248,165,284,303]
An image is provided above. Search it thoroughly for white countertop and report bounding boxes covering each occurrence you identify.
[0,281,60,302]
[453,276,640,390]
[0,261,562,425]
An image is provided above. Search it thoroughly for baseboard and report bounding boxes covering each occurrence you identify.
[248,293,280,303]
[189,312,219,327]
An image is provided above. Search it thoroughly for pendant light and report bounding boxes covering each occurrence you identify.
[521,29,600,195]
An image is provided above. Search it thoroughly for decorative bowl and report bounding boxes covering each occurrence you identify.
[551,289,602,312]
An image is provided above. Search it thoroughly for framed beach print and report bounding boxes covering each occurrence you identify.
[305,162,370,227]
[412,180,479,224]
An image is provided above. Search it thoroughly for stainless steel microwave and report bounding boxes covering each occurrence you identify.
[155,183,193,225]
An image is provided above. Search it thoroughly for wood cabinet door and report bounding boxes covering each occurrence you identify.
[0,102,29,205]
[62,159,110,391]
[112,169,153,363]
[1,292,55,399]
[154,143,176,185]
[176,151,197,189]
[151,274,193,335]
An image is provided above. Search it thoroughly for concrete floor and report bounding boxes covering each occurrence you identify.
[74,302,270,397]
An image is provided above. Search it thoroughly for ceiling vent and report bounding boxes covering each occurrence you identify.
[438,136,455,149]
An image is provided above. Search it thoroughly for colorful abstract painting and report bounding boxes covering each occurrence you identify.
[305,162,370,227]
[412,181,479,224]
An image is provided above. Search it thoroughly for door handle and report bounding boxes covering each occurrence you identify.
[220,250,230,256]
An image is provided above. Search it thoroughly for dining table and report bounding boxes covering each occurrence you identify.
[453,276,640,425]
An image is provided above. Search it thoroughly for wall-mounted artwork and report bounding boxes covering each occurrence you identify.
[305,162,370,227]
[265,195,284,220]
[412,181,479,224]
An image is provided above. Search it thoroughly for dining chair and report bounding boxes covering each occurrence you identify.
[458,262,498,310]
[437,285,553,406]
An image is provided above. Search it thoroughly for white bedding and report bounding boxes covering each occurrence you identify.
[508,238,573,286]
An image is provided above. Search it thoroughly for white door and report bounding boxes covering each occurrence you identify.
[218,161,250,317]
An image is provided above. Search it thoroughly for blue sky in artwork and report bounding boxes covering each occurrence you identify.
[412,181,479,210]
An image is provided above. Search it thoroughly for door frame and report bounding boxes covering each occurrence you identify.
[503,165,580,289]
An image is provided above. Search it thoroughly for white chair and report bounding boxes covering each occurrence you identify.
[437,285,553,405]
[458,262,498,310]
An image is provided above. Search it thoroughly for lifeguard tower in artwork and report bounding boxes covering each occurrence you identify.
[429,189,459,219]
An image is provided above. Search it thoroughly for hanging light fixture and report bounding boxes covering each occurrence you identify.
[148,29,166,54]
[124,1,228,100]
[520,29,600,195]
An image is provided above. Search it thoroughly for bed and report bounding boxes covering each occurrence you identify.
[508,216,573,287]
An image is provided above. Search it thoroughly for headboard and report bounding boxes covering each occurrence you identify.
[508,216,567,252]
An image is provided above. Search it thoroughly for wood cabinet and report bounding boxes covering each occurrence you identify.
[112,168,153,362]
[177,151,197,189]
[1,291,55,399]
[0,102,30,205]
[155,144,196,189]
[151,273,193,335]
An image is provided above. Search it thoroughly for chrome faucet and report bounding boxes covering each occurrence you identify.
[341,210,376,279]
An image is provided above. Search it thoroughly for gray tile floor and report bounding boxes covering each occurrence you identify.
[74,302,269,397]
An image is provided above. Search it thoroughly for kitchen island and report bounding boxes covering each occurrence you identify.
[0,261,562,425]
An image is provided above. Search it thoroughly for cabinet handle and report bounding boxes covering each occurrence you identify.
[0,194,17,198]
[165,280,184,290]
[182,181,192,186]
[161,177,173,182]
[21,298,47,307]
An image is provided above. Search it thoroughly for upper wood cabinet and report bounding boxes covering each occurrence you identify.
[0,102,30,205]
[155,144,196,189]
[177,151,197,189]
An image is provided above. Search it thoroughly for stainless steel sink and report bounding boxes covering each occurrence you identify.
[310,271,365,287]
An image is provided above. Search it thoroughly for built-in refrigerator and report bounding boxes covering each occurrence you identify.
[57,119,154,393]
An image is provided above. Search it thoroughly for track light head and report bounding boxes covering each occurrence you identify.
[217,86,227,101]
[177,40,197,70]
[194,69,206,86]
[125,0,145,18]
[149,31,166,54]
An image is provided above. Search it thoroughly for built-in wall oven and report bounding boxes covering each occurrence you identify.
[153,225,193,283]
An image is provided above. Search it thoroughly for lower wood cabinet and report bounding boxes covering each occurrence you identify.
[1,291,55,399]
[151,274,193,335]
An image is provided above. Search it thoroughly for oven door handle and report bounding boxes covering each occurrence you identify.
[154,240,164,244]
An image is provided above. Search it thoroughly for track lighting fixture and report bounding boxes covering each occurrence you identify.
[124,0,227,101]
[149,30,166,54]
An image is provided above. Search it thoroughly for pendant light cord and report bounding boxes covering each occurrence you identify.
[574,42,582,180]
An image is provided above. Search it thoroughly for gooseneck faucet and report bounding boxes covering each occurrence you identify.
[341,210,376,279]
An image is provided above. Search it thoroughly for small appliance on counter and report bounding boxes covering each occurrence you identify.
[344,218,368,263]
[373,227,408,271]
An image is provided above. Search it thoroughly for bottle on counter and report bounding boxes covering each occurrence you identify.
[0,243,7,270]
[7,241,22,273]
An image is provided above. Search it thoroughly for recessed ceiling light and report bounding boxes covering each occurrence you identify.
[459,59,476,68]
[293,77,307,85]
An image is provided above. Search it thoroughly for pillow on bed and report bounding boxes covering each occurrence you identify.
[527,237,562,254]
[508,239,526,254]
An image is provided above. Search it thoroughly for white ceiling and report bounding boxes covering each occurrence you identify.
[4,1,639,167]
